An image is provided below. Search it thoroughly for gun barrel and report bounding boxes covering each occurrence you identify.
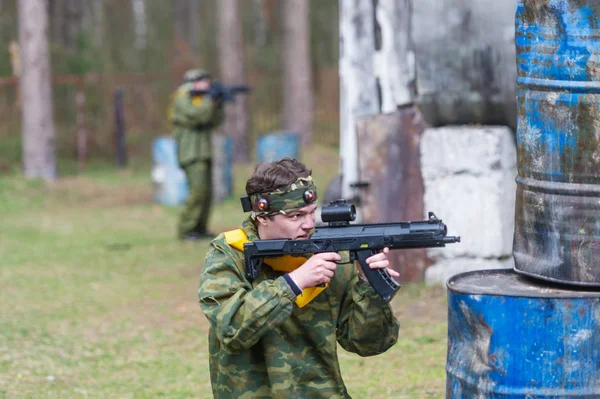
[230,85,251,92]
[444,236,461,244]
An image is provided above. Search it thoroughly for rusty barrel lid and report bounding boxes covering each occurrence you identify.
[447,268,600,298]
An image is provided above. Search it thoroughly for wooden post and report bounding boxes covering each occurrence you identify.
[114,88,128,168]
[75,84,87,172]
[356,106,429,283]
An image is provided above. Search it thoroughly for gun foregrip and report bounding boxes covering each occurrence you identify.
[356,250,401,302]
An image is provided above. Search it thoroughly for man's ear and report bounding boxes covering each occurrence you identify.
[256,215,269,226]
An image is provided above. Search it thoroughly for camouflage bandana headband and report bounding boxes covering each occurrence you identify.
[245,176,318,218]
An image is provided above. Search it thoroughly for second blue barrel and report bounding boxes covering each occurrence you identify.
[447,269,600,398]
[151,137,188,206]
[256,131,300,163]
[514,0,600,285]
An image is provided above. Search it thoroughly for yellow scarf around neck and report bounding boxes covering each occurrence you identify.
[224,229,327,308]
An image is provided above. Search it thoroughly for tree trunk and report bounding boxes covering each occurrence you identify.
[374,0,416,111]
[89,0,107,66]
[49,0,65,46]
[18,0,57,181]
[252,0,267,48]
[280,0,313,148]
[188,0,199,55]
[132,0,147,51]
[65,0,83,54]
[173,0,199,57]
[217,0,250,163]
[49,0,83,57]
[173,0,188,43]
[339,0,378,199]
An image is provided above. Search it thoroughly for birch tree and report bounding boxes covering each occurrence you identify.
[174,0,199,55]
[18,0,57,181]
[374,0,416,111]
[339,0,378,199]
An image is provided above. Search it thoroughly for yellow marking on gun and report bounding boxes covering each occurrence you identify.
[360,243,369,248]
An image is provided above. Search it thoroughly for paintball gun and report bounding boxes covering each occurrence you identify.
[244,199,461,302]
[189,80,250,103]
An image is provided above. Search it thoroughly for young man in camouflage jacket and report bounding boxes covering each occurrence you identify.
[198,158,400,398]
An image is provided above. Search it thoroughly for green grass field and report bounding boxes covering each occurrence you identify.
[0,146,448,399]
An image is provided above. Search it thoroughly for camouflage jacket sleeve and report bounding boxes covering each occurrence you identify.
[335,272,400,357]
[198,239,298,354]
[169,83,219,128]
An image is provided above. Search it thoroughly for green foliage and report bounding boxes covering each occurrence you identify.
[0,52,13,77]
[0,132,21,167]
[0,0,18,77]
[65,31,94,75]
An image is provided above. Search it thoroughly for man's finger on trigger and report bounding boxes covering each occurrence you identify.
[322,252,342,261]
[324,261,338,270]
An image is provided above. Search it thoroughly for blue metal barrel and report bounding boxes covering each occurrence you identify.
[513,0,600,285]
[256,131,300,163]
[447,269,600,398]
[151,137,188,206]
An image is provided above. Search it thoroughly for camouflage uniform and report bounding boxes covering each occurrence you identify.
[198,217,400,398]
[169,78,224,238]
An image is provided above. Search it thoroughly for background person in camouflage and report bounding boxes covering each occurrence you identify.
[198,158,401,398]
[169,68,224,240]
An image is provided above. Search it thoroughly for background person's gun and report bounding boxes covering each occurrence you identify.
[244,199,461,302]
[189,80,250,103]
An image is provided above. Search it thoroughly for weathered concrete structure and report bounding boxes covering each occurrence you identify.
[421,126,517,285]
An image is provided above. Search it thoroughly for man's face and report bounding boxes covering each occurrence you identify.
[257,203,317,240]
[193,78,211,91]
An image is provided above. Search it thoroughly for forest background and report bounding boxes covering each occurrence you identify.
[0,0,340,170]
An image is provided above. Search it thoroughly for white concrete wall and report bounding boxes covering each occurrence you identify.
[421,126,517,286]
